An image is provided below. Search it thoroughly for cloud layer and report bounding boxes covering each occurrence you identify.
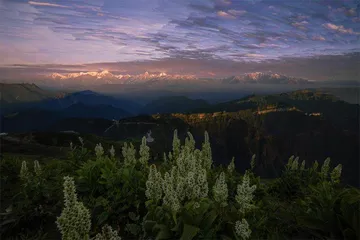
[0,0,359,80]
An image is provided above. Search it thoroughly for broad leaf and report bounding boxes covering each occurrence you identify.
[180,224,200,240]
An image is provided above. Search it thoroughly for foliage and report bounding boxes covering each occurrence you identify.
[1,130,359,240]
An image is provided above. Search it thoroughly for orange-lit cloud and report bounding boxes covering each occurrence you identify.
[312,36,326,41]
[217,11,235,19]
[323,23,359,35]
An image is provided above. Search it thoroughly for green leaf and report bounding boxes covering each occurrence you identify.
[343,228,356,240]
[220,235,233,240]
[297,216,327,232]
[143,220,157,232]
[200,210,218,231]
[154,224,172,240]
[97,211,109,225]
[129,212,140,221]
[122,168,130,180]
[180,224,200,240]
[126,223,141,236]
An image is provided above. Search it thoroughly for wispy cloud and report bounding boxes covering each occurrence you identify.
[28,1,69,8]
[217,11,236,19]
[292,21,308,30]
[244,53,265,58]
[0,0,358,66]
[312,35,326,41]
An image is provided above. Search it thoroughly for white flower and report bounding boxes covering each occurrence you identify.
[145,165,163,202]
[56,176,91,240]
[321,158,331,178]
[201,131,212,170]
[122,143,137,167]
[139,136,150,166]
[235,219,252,240]
[78,137,84,146]
[148,130,211,214]
[213,172,228,206]
[291,156,299,170]
[330,164,342,184]
[235,172,257,214]
[95,143,104,158]
[228,157,235,174]
[312,160,319,171]
[94,225,121,240]
[109,145,115,158]
[300,160,306,171]
[250,154,256,170]
[286,155,295,170]
[172,129,181,160]
[20,161,28,180]
[34,160,41,176]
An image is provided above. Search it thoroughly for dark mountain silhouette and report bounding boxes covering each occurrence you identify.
[0,83,65,105]
[141,96,210,114]
[0,84,142,115]
[1,103,130,133]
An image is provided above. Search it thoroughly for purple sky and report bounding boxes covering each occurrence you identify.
[0,0,359,80]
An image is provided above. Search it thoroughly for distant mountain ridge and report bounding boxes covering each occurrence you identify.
[45,70,311,86]
[0,83,66,104]
[48,70,198,85]
[0,84,142,115]
[222,72,311,84]
[141,96,210,114]
[1,102,130,132]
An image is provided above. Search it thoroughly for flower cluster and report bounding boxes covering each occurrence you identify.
[291,156,300,170]
[122,142,136,167]
[109,145,115,158]
[213,172,228,207]
[330,164,342,184]
[235,219,252,240]
[95,143,104,158]
[20,161,29,181]
[235,172,257,214]
[34,160,42,176]
[56,176,91,240]
[321,157,331,178]
[228,157,235,174]
[94,225,121,240]
[201,131,212,170]
[300,160,306,171]
[312,160,319,171]
[145,164,163,203]
[250,154,256,171]
[139,136,150,166]
[20,160,42,182]
[172,129,181,161]
[162,168,182,214]
[148,131,211,214]
[78,137,84,147]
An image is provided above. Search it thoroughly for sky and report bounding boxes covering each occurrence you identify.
[0,0,359,80]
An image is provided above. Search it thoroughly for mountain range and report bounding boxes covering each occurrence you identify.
[1,86,359,187]
[221,72,311,84]
[45,70,312,86]
[0,85,142,115]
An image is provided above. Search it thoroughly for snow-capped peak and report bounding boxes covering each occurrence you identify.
[47,70,197,85]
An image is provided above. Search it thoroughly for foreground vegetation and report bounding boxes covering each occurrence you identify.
[1,131,360,239]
